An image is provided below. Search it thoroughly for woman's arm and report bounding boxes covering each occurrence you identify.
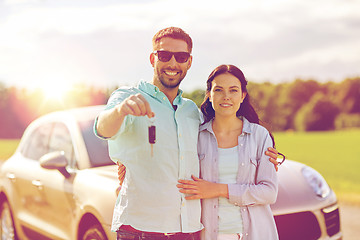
[228,133,278,206]
[177,175,228,200]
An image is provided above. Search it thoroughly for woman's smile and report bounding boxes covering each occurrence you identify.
[219,103,233,107]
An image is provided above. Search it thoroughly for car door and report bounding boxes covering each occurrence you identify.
[9,121,77,240]
[33,122,78,239]
[6,122,54,238]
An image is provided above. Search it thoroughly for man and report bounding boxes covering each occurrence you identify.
[95,27,279,240]
[96,27,202,240]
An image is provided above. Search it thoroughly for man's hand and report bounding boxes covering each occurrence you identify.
[118,93,155,118]
[266,147,279,171]
[117,162,126,186]
[96,93,155,138]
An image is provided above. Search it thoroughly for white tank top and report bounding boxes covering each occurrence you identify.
[218,146,243,234]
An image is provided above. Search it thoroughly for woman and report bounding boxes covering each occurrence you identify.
[177,65,279,240]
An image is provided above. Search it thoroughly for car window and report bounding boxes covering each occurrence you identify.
[22,123,53,160]
[78,119,114,168]
[48,123,75,166]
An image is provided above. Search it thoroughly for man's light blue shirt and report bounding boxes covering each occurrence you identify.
[95,80,203,233]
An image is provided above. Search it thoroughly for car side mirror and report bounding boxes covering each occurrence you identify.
[40,151,71,178]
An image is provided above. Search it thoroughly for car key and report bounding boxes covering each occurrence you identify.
[148,118,156,157]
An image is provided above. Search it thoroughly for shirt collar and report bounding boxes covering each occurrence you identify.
[138,80,184,105]
[242,117,252,134]
[138,80,159,96]
[199,116,252,134]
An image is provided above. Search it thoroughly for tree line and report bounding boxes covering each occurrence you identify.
[184,77,360,132]
[1,77,359,139]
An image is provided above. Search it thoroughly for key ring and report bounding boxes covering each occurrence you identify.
[277,152,286,166]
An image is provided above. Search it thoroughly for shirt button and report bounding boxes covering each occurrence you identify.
[243,208,246,211]
[240,143,244,146]
[179,133,182,137]
[181,156,184,160]
[241,163,245,166]
[163,97,166,100]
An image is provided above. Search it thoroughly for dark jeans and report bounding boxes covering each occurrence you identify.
[116,228,200,240]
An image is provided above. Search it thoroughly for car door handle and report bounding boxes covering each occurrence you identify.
[32,180,43,190]
[6,173,16,182]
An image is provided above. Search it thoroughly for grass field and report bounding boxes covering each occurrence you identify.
[274,129,360,204]
[1,129,359,204]
[0,139,20,160]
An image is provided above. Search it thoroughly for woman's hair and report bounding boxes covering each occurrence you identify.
[200,64,276,147]
[152,27,193,53]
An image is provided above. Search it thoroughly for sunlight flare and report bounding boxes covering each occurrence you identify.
[41,82,71,102]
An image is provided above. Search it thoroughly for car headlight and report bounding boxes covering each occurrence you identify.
[302,166,331,198]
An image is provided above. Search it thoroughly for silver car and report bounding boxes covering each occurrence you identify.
[0,105,342,240]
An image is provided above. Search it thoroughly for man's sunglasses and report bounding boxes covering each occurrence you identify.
[153,50,190,63]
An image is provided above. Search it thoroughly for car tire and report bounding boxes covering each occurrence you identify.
[81,223,107,240]
[0,201,17,240]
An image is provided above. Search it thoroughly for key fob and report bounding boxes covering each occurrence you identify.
[148,125,156,144]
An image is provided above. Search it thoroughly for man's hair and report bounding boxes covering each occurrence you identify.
[152,27,193,53]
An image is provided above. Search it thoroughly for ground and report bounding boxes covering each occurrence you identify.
[339,201,360,240]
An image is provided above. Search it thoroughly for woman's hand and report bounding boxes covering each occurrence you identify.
[177,175,228,200]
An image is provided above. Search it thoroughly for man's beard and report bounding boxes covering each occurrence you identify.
[159,76,182,89]
[157,69,185,89]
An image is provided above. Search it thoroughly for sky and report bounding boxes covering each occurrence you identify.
[1,0,359,92]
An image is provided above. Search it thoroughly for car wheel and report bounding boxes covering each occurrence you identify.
[0,201,16,240]
[81,223,107,240]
